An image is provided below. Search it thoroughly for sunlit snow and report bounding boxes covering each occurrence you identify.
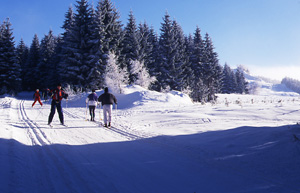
[1,74,300,193]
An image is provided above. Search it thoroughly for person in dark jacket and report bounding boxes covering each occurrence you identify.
[98,87,117,127]
[32,89,43,107]
[48,83,68,126]
[42,88,50,101]
[86,89,98,121]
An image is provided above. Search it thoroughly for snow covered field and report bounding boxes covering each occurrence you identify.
[1,81,300,193]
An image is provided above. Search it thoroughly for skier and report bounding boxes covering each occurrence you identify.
[86,89,98,121]
[32,89,43,107]
[43,88,50,101]
[48,83,68,126]
[98,87,117,128]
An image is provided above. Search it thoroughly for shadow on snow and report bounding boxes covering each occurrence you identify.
[1,125,300,193]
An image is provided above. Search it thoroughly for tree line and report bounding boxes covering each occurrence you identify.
[0,0,248,102]
[281,77,300,94]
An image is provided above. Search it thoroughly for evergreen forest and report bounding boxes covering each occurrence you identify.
[0,0,249,102]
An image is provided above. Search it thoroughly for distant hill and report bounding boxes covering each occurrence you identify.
[243,70,299,96]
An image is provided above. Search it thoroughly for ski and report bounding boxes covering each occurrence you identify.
[84,118,110,128]
[86,119,104,126]
[86,119,96,122]
[48,124,68,128]
[103,124,112,129]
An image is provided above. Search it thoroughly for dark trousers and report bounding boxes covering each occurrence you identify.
[89,106,96,121]
[48,100,64,124]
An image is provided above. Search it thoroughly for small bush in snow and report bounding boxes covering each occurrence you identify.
[104,52,129,94]
[130,59,156,89]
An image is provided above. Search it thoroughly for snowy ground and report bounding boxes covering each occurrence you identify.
[1,82,300,193]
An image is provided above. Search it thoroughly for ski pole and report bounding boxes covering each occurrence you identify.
[85,102,88,121]
[99,103,102,120]
[114,104,118,122]
[34,105,43,121]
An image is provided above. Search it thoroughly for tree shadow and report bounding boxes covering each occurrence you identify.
[1,125,300,193]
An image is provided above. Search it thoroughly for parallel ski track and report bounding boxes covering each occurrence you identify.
[64,108,150,142]
[63,109,106,143]
[64,108,156,141]
[18,100,97,193]
[64,110,155,140]
[19,100,49,146]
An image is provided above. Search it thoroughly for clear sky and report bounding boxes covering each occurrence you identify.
[1,0,300,80]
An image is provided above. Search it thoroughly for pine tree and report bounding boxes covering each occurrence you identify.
[144,26,160,90]
[230,69,238,93]
[16,39,29,90]
[0,21,3,35]
[190,26,204,81]
[201,33,221,101]
[50,35,63,87]
[235,67,248,94]
[222,63,243,94]
[98,0,123,65]
[190,77,209,103]
[25,34,40,90]
[0,22,5,93]
[222,63,233,93]
[182,34,194,89]
[60,0,93,89]
[214,63,224,94]
[87,3,106,89]
[157,12,176,91]
[38,29,56,89]
[171,20,188,91]
[122,10,140,83]
[0,18,21,94]
[138,22,155,72]
[188,26,208,102]
[59,5,74,85]
[62,5,74,38]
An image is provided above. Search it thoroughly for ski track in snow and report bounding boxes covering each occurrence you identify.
[64,107,156,141]
[19,100,50,146]
[13,100,103,193]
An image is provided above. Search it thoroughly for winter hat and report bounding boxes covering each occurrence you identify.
[92,89,95,92]
[104,87,108,93]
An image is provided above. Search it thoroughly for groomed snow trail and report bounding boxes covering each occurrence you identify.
[6,99,117,193]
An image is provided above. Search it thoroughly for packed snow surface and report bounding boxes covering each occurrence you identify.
[1,83,300,193]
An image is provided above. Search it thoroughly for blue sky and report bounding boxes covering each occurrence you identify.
[1,0,300,80]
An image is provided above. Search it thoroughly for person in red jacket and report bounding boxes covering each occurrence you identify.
[32,89,43,107]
